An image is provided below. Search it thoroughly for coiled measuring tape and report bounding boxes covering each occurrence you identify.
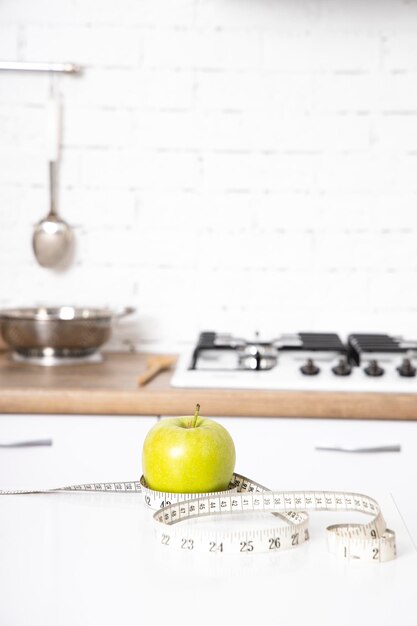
[0,473,396,563]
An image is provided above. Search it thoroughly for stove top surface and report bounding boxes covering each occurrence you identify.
[171,331,417,393]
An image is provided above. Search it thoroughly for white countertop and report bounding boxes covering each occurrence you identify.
[1,414,416,626]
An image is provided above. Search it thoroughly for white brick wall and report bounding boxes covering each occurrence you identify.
[1,0,417,351]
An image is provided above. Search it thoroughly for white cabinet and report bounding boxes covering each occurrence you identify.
[0,414,157,489]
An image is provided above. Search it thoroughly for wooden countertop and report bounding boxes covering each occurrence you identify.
[0,351,416,419]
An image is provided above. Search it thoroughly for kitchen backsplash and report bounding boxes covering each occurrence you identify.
[1,0,417,351]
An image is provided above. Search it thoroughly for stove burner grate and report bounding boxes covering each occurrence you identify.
[348,334,410,365]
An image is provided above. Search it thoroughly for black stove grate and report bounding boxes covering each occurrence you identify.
[348,334,407,365]
[298,333,345,352]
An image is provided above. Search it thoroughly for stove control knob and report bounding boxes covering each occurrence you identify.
[332,358,352,376]
[364,360,385,377]
[397,358,416,378]
[300,359,320,376]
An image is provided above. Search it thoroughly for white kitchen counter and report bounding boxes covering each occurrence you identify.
[0,414,416,626]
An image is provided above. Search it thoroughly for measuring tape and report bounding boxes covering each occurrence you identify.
[0,473,396,563]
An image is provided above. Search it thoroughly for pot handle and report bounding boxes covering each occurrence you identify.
[113,306,135,319]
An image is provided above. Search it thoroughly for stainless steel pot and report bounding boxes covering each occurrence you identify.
[0,306,135,359]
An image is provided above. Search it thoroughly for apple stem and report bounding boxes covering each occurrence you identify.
[191,403,200,428]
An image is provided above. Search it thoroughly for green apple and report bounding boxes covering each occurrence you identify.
[142,404,236,493]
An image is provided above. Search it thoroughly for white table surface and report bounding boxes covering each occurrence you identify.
[0,414,416,626]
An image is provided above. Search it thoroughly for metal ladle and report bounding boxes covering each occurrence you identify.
[32,93,73,268]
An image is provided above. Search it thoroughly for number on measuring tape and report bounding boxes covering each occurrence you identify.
[268,537,281,550]
[181,538,194,550]
[240,540,254,553]
[209,541,223,553]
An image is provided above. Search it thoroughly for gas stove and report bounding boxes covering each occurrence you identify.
[171,331,417,393]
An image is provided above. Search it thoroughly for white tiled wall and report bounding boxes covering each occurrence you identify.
[1,0,417,350]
